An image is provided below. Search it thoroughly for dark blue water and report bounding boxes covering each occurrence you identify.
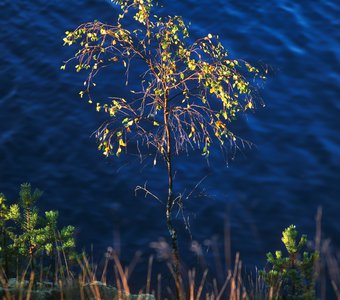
[0,0,339,277]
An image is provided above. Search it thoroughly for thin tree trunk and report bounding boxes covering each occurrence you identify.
[164,91,182,299]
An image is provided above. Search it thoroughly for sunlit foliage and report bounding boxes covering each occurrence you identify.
[260,225,319,299]
[0,184,75,275]
[62,0,265,159]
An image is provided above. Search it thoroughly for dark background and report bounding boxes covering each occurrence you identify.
[0,0,339,284]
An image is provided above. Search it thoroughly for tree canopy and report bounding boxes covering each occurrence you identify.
[62,0,266,160]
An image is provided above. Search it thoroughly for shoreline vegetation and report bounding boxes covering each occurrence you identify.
[1,185,339,299]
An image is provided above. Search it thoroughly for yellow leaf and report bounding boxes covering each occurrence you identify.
[119,139,127,147]
[116,147,122,156]
[215,120,226,128]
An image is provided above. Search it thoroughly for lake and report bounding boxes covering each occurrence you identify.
[0,0,339,286]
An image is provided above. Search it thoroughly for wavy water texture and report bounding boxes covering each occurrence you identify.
[0,0,339,270]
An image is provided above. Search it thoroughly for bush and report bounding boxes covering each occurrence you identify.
[0,183,76,277]
[260,225,319,299]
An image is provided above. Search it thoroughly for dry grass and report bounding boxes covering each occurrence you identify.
[0,247,266,300]
[1,208,339,300]
[1,248,339,300]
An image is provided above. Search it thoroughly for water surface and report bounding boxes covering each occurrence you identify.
[0,0,339,279]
